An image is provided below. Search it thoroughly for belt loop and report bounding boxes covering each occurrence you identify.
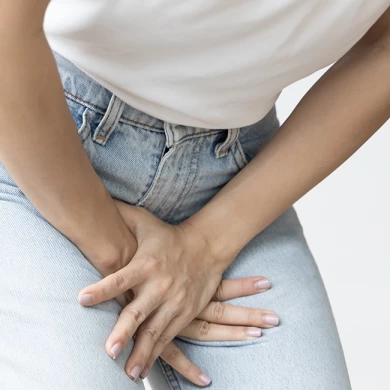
[92,94,125,145]
[214,128,240,158]
[163,121,175,148]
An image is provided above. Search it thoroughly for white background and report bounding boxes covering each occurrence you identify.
[146,67,390,389]
[277,67,390,390]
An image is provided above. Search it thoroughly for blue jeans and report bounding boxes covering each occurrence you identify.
[0,49,351,389]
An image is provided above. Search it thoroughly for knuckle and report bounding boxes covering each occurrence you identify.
[164,344,181,361]
[157,333,171,347]
[183,361,195,376]
[112,272,128,291]
[141,327,160,343]
[142,259,159,276]
[159,276,174,294]
[123,307,145,324]
[198,320,210,336]
[173,290,187,306]
[162,305,179,318]
[212,301,225,321]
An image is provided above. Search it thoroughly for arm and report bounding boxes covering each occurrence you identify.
[184,7,390,269]
[0,0,137,275]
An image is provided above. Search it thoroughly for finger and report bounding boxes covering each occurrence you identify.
[144,315,190,375]
[124,309,174,381]
[198,301,280,328]
[212,276,271,301]
[178,319,262,341]
[104,294,160,360]
[147,341,212,387]
[77,264,144,306]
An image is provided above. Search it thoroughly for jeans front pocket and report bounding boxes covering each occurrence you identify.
[65,94,168,206]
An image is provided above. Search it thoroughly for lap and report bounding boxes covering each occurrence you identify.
[0,194,147,389]
[0,193,351,390]
[0,184,351,390]
[161,207,352,390]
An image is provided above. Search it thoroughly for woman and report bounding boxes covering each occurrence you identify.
[0,1,389,389]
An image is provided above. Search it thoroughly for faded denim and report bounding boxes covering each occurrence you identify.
[0,49,352,390]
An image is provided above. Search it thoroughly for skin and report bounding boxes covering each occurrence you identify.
[78,5,390,383]
[1,0,389,386]
[0,0,279,386]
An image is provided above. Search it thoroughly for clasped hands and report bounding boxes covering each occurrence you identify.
[77,200,279,386]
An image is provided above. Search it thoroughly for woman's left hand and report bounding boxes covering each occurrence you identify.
[77,200,229,380]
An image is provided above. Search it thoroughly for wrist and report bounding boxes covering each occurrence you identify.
[180,214,242,272]
[75,196,138,277]
[78,227,137,277]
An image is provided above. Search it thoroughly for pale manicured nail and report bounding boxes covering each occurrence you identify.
[246,327,262,337]
[78,293,94,305]
[140,366,150,379]
[263,314,280,325]
[110,342,122,359]
[129,365,142,381]
[199,373,212,385]
[255,279,270,289]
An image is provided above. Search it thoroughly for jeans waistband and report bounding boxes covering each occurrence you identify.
[52,49,240,158]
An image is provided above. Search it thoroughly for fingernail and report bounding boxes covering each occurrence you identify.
[110,342,122,359]
[129,365,142,381]
[78,293,94,305]
[199,373,212,385]
[263,314,280,325]
[140,366,150,379]
[255,279,270,289]
[246,327,262,337]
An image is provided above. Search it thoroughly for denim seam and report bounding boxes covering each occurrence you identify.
[163,144,195,219]
[183,129,222,140]
[64,91,107,114]
[158,358,181,390]
[235,136,249,166]
[135,144,177,207]
[121,118,165,132]
[232,147,243,171]
[166,137,203,220]
[170,129,223,145]
[157,359,175,390]
[64,90,166,132]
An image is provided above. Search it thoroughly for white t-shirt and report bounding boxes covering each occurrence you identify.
[44,1,389,129]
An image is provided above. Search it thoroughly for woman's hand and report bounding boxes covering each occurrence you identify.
[88,271,278,386]
[77,201,225,377]
[141,275,279,386]
[76,200,279,384]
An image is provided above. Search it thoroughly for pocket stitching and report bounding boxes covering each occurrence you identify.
[232,137,249,171]
[236,137,249,166]
[175,333,268,348]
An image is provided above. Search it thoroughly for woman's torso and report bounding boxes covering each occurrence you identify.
[43,0,389,129]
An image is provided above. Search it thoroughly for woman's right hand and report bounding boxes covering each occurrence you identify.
[134,275,278,386]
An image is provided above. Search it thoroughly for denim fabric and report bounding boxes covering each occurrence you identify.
[0,49,352,389]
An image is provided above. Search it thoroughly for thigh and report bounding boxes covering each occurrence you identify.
[0,190,147,389]
[159,206,352,390]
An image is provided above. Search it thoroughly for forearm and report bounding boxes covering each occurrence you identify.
[0,11,137,274]
[186,27,390,269]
